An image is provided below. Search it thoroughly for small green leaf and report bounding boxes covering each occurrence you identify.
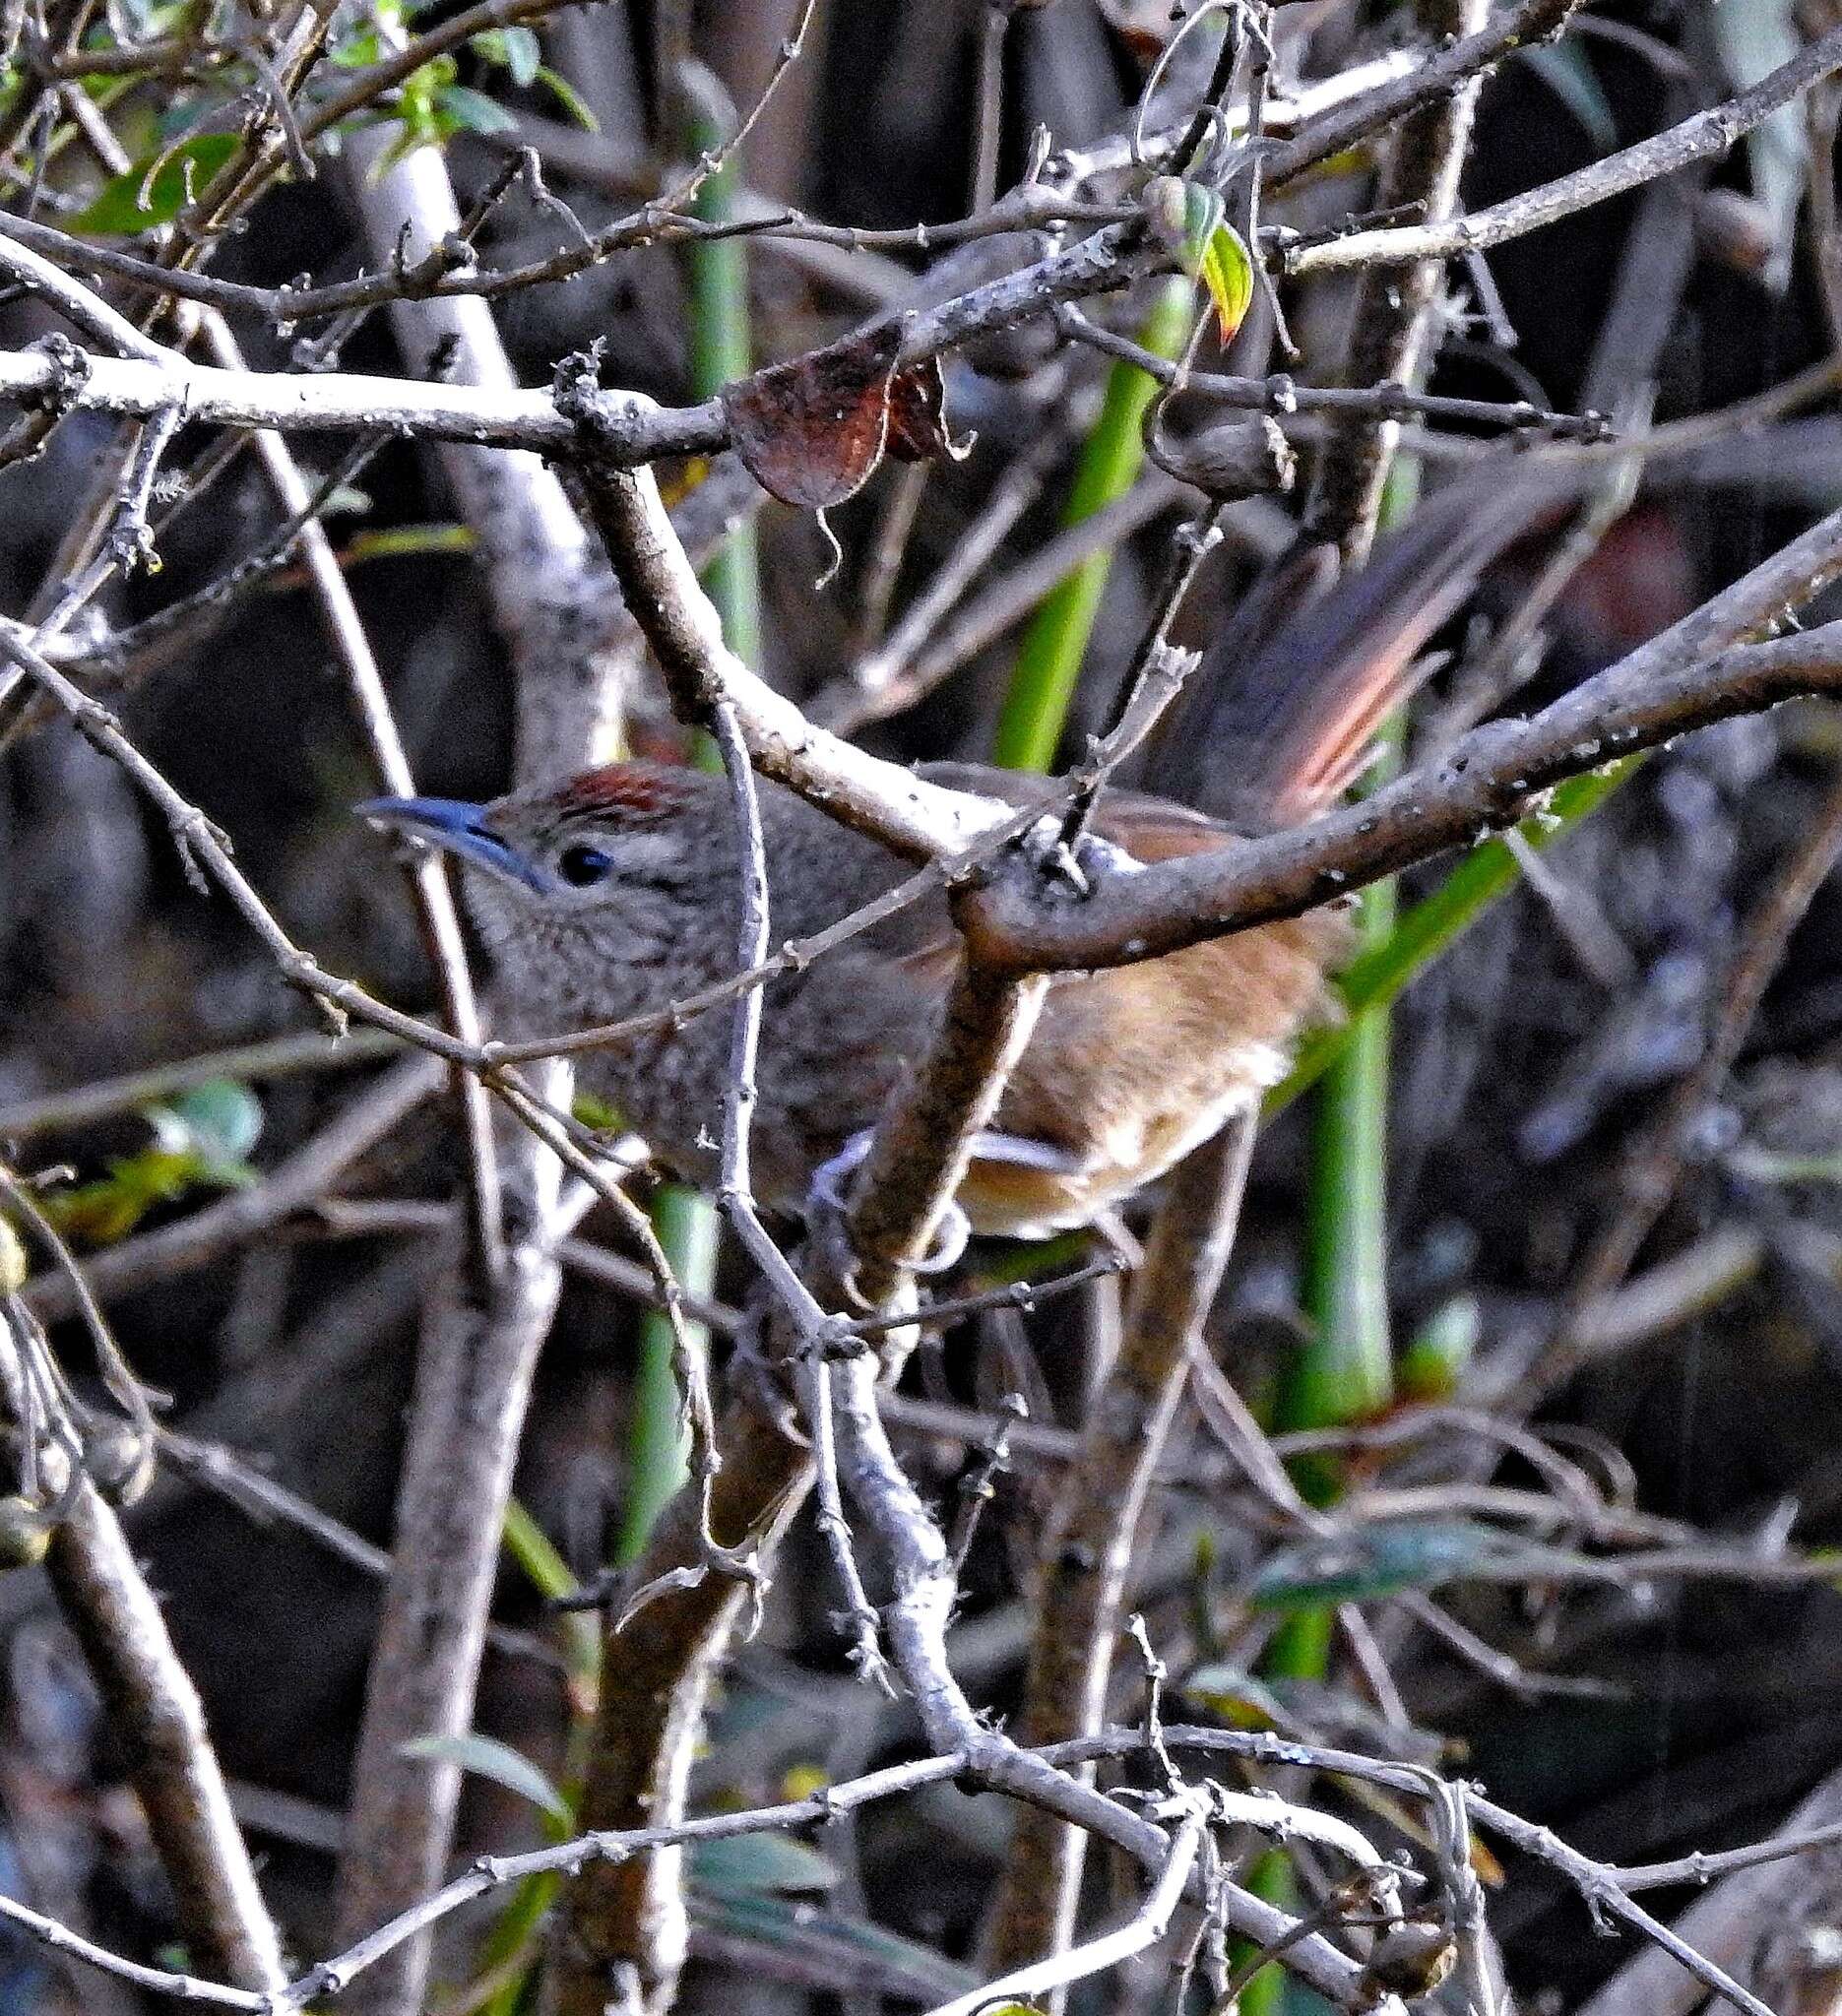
[341,523,476,565]
[571,1091,625,1132]
[37,1148,245,1245]
[473,25,540,85]
[437,84,517,135]
[1251,1520,1500,1608]
[1180,1665,1286,1730]
[1140,177,1250,342]
[400,1732,570,1825]
[330,23,379,66]
[690,1834,838,1899]
[72,130,239,232]
[1144,173,1222,277]
[145,1079,264,1167]
[501,1497,577,1604]
[1197,220,1253,344]
[1396,1293,1480,1403]
[534,65,598,130]
[504,26,540,82]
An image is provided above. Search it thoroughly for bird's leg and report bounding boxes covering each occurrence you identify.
[808,1126,1085,1276]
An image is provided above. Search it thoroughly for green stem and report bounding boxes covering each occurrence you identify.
[1290,675,1404,1418]
[1249,476,1419,2016]
[620,111,759,1568]
[1270,757,1641,1118]
[481,1502,598,2016]
[618,1183,719,1564]
[476,88,760,2016]
[991,277,1193,773]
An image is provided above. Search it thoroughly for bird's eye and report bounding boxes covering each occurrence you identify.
[557,844,614,888]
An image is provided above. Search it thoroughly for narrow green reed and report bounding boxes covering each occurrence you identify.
[479,90,763,2016]
[1246,462,1419,2016]
[619,96,761,1570]
[991,276,1194,772]
[1270,758,1642,1117]
[1279,455,1420,1525]
[478,1501,600,2016]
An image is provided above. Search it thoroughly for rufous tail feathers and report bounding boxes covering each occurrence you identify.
[1146,471,1576,829]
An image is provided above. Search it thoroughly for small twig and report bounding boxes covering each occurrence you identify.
[927,1805,1206,2016]
[705,697,886,1680]
[983,1116,1256,1971]
[946,1392,1025,1573]
[971,4,1007,213]
[1287,23,1842,281]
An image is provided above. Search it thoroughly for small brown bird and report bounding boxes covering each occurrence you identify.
[364,477,1551,1243]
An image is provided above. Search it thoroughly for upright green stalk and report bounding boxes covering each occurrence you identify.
[618,94,761,1567]
[1271,758,1640,1116]
[1279,456,1418,1487]
[1245,467,1417,2015]
[1284,698,1404,1474]
[992,278,1193,771]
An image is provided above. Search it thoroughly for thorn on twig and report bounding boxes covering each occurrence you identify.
[1126,1611,1182,1791]
[947,1391,1024,1571]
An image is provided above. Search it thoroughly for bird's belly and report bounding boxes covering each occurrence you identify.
[960,1040,1287,1238]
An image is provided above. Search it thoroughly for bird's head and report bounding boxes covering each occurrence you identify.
[359,762,718,969]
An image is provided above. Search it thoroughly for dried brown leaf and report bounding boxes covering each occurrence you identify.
[886,358,975,466]
[723,323,904,510]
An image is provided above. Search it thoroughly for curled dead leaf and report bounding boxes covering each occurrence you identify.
[723,323,904,510]
[723,324,972,511]
[886,357,976,465]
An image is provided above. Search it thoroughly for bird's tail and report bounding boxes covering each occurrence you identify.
[1145,470,1576,829]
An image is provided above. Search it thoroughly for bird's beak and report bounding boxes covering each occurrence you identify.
[357,796,549,893]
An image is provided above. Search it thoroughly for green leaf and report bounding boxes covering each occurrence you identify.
[1142,173,1254,339]
[534,65,598,130]
[72,130,238,233]
[1271,759,1642,1117]
[1251,1521,1500,1608]
[500,1497,577,1604]
[1250,1519,1608,1610]
[504,25,540,83]
[437,84,517,135]
[400,1732,570,1825]
[1197,220,1253,345]
[473,25,540,85]
[330,25,380,66]
[38,1148,245,1245]
[691,1834,837,1899]
[1710,0,1806,292]
[571,1091,624,1132]
[341,523,476,565]
[1180,1665,1287,1730]
[1517,41,1616,150]
[145,1079,264,1167]
[1396,1293,1480,1402]
[1144,173,1228,278]
[370,51,459,170]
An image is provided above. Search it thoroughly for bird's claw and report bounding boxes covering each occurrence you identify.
[807,1131,971,1276]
